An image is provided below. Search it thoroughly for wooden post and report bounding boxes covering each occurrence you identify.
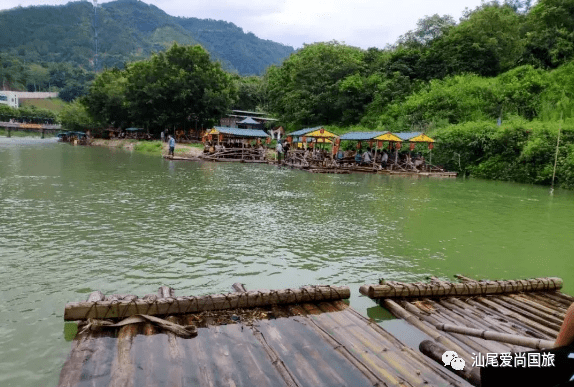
[372,140,378,171]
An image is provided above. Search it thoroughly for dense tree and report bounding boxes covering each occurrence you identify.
[267,41,365,126]
[82,68,129,127]
[396,14,456,47]
[59,100,97,132]
[522,0,574,68]
[423,3,526,78]
[124,43,236,133]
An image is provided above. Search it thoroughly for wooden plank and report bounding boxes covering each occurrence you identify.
[65,285,350,321]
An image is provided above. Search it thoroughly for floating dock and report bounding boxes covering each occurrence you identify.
[360,276,569,385]
[59,284,468,387]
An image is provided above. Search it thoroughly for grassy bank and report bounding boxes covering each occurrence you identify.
[91,138,205,157]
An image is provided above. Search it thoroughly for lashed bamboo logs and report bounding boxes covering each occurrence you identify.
[65,285,350,321]
[473,297,559,337]
[436,324,555,350]
[419,340,481,387]
[360,277,563,299]
[382,299,474,363]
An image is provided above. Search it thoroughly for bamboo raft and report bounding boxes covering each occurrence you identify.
[360,276,571,386]
[59,284,469,387]
[199,147,267,162]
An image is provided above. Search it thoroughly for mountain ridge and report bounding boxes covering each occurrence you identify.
[0,0,294,75]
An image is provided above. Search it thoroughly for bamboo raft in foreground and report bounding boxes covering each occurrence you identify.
[361,276,571,386]
[60,284,470,387]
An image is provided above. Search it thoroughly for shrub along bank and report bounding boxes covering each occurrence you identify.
[431,119,574,189]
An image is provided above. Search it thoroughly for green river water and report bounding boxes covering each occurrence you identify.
[1,138,573,386]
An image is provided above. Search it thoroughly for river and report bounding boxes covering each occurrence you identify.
[1,138,573,386]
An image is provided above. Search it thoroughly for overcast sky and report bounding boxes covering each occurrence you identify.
[1,0,488,49]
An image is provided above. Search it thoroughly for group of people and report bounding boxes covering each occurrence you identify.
[274,140,428,170]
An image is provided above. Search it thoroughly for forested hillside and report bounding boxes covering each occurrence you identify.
[257,0,574,188]
[0,0,293,75]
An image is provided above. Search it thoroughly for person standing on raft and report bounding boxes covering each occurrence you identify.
[276,141,283,164]
[168,135,175,157]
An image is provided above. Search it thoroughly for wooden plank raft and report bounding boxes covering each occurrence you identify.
[360,276,572,386]
[59,283,471,387]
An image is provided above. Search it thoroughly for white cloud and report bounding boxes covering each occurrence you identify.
[1,0,488,48]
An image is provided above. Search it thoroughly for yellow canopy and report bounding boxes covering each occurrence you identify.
[409,133,435,143]
[305,128,337,138]
[373,132,402,142]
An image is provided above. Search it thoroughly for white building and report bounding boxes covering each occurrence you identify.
[0,91,19,108]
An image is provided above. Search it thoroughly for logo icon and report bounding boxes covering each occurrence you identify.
[442,351,466,371]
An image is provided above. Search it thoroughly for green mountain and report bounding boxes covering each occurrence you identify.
[0,0,294,75]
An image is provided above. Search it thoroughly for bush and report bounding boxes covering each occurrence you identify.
[133,141,163,154]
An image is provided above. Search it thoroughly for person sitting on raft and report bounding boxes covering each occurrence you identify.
[362,148,372,164]
[381,151,389,168]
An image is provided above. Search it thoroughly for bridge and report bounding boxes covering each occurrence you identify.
[0,121,62,138]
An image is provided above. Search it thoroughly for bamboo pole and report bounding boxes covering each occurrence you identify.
[520,293,570,312]
[551,110,563,194]
[327,301,470,387]
[255,316,333,387]
[540,291,574,306]
[250,323,303,387]
[180,315,218,387]
[486,297,562,331]
[501,295,565,323]
[140,322,160,387]
[219,322,283,387]
[313,302,443,387]
[470,298,558,338]
[418,299,509,354]
[461,298,551,342]
[437,298,527,350]
[359,277,563,299]
[164,316,184,387]
[436,324,555,350]
[82,330,117,387]
[419,340,481,387]
[206,324,245,387]
[382,299,473,363]
[108,323,140,387]
[57,330,92,387]
[399,300,499,355]
[65,285,350,321]
[290,303,402,387]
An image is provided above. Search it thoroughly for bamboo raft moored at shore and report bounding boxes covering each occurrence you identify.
[360,276,571,386]
[59,283,471,387]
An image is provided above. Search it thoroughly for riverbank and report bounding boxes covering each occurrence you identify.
[90,138,205,157]
[90,138,279,160]
[0,128,55,138]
